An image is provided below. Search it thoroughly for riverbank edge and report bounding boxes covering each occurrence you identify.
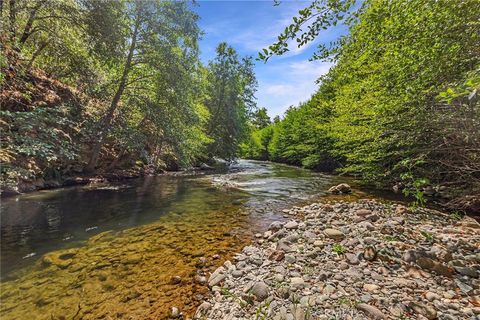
[242,158,480,216]
[0,165,217,198]
[192,198,480,320]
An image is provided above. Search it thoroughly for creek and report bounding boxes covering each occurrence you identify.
[0,160,393,319]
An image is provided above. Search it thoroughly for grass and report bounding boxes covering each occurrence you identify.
[221,287,250,308]
[337,297,357,307]
[254,300,271,320]
[384,235,400,242]
[420,231,434,242]
[332,244,346,255]
[450,211,465,221]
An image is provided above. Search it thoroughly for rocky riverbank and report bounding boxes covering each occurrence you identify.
[193,200,480,319]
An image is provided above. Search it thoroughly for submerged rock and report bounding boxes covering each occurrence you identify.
[41,248,78,269]
[170,276,182,285]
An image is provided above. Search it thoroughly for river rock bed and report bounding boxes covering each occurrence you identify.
[194,200,480,319]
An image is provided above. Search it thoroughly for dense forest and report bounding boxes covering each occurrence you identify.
[242,0,480,212]
[0,0,256,194]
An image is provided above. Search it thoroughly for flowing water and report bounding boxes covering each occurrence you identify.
[0,160,384,319]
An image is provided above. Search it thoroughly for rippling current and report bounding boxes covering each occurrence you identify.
[0,160,380,319]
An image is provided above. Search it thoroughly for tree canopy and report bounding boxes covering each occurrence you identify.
[205,42,257,161]
[0,0,257,193]
[243,0,480,209]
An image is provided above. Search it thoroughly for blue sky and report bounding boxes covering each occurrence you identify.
[192,1,348,118]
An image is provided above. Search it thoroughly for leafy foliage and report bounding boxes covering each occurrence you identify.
[332,243,346,255]
[0,1,256,192]
[242,92,339,171]
[205,43,258,161]
[249,0,480,209]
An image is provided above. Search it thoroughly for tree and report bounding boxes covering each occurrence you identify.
[259,0,360,62]
[85,0,201,171]
[258,0,480,209]
[205,42,257,160]
[1,0,217,193]
[0,0,98,78]
[251,107,271,129]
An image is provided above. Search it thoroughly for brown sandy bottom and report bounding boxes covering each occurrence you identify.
[0,206,258,320]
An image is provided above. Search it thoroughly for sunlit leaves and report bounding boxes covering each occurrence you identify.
[252,0,480,205]
[205,43,258,160]
[259,0,360,62]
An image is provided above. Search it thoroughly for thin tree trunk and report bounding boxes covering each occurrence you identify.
[26,40,48,70]
[85,18,140,172]
[8,0,16,42]
[106,147,126,171]
[19,0,44,46]
[0,0,4,23]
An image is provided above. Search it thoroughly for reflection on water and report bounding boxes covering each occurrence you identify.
[0,160,359,319]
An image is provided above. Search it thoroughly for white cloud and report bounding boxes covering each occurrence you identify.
[229,2,312,57]
[196,1,340,118]
[264,84,297,95]
[256,60,333,117]
[287,60,332,77]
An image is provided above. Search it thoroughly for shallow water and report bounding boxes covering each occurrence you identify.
[0,160,377,319]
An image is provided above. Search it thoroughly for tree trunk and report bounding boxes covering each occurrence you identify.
[19,0,44,46]
[85,18,140,172]
[0,0,4,23]
[26,40,48,70]
[8,0,16,42]
[106,147,126,171]
[105,116,148,171]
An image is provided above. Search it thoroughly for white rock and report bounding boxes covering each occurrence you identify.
[290,277,305,288]
[285,221,299,229]
[323,228,345,239]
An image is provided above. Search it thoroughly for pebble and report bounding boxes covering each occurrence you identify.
[323,228,345,239]
[356,303,386,319]
[409,302,438,320]
[323,284,336,295]
[290,277,305,288]
[364,246,377,261]
[345,252,360,265]
[284,221,298,229]
[251,281,269,302]
[425,291,440,302]
[363,283,379,292]
[195,200,479,320]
